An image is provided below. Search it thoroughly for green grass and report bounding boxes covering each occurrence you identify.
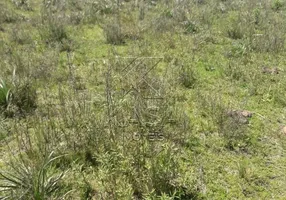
[0,0,286,199]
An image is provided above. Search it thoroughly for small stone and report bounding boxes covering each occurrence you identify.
[227,110,253,118]
[240,110,252,118]
[281,126,286,135]
[226,110,253,124]
[262,66,279,74]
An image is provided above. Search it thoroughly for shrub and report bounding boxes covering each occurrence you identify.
[228,41,248,58]
[43,17,69,43]
[10,24,33,45]
[40,1,70,45]
[221,111,250,151]
[84,0,116,24]
[0,4,19,23]
[272,0,284,11]
[149,143,180,195]
[120,13,142,41]
[226,13,248,40]
[196,92,251,151]
[251,28,285,53]
[12,82,37,115]
[271,80,286,107]
[103,21,125,45]
[223,61,247,82]
[179,64,197,89]
[183,21,199,34]
[152,14,175,33]
[39,14,73,51]
[0,80,37,118]
[12,0,32,10]
[253,8,261,25]
[31,49,59,80]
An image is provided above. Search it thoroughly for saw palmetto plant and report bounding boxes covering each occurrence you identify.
[0,152,65,200]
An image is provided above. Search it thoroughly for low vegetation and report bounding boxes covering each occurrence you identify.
[0,0,286,199]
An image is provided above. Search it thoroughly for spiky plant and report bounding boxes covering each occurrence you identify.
[0,152,65,200]
[0,79,11,108]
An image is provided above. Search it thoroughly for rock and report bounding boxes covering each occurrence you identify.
[227,110,253,118]
[240,110,253,118]
[262,66,279,74]
[227,110,253,124]
[281,126,286,135]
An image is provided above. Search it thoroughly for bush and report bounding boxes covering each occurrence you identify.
[12,82,37,115]
[152,14,175,33]
[39,14,73,51]
[227,18,244,39]
[12,0,32,10]
[223,60,247,82]
[251,28,285,53]
[149,143,180,195]
[272,0,284,11]
[0,4,19,23]
[183,21,199,34]
[179,64,197,89]
[40,1,70,45]
[221,111,250,151]
[10,24,33,45]
[42,18,69,43]
[103,21,125,45]
[3,81,38,117]
[84,0,117,24]
[196,92,252,151]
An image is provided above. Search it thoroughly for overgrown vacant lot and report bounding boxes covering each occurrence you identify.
[0,0,286,199]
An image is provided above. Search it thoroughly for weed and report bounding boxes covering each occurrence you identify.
[179,64,197,89]
[197,92,253,151]
[227,15,244,40]
[222,112,250,151]
[149,143,180,195]
[40,1,70,45]
[44,18,69,43]
[81,181,96,200]
[272,0,284,11]
[228,41,248,58]
[272,80,286,107]
[85,0,116,24]
[12,0,32,11]
[224,60,247,82]
[183,21,199,34]
[253,8,261,25]
[10,24,33,45]
[0,4,20,24]
[12,82,37,116]
[152,11,176,33]
[103,20,125,45]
